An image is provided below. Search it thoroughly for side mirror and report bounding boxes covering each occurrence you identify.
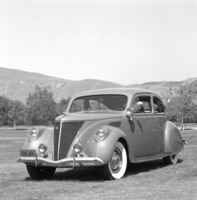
[126,107,134,120]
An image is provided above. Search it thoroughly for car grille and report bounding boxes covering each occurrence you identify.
[54,121,84,160]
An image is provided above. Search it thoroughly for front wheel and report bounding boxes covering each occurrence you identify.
[26,165,56,180]
[163,153,179,165]
[100,141,127,180]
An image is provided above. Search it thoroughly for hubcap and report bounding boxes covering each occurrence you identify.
[109,148,122,173]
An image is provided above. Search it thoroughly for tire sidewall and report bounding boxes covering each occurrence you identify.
[108,141,127,179]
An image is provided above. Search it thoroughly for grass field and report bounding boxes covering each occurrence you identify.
[0,129,196,200]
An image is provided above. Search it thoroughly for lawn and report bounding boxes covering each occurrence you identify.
[0,128,196,200]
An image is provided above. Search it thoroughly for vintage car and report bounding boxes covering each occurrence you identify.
[18,88,185,180]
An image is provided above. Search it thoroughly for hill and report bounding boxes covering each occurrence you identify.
[127,81,184,95]
[0,67,122,102]
[0,67,196,103]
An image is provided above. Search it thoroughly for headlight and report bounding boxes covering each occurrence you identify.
[38,143,48,154]
[94,127,109,143]
[28,128,40,143]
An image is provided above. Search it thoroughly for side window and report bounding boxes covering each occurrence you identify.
[153,96,165,113]
[131,95,151,113]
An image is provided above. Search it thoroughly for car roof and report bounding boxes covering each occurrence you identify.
[71,88,157,98]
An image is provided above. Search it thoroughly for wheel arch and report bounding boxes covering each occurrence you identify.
[107,127,135,163]
[100,140,128,180]
[117,137,131,162]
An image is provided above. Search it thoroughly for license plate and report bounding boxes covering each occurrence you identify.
[20,149,37,157]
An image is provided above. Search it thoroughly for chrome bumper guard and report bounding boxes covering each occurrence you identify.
[17,156,104,168]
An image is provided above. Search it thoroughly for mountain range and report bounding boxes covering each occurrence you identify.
[0,67,196,103]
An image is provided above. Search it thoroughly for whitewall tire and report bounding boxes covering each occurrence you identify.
[100,141,127,180]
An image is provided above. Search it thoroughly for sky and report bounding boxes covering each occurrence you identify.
[0,0,196,85]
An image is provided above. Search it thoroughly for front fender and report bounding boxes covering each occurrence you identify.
[22,127,54,159]
[83,126,128,164]
[164,121,184,154]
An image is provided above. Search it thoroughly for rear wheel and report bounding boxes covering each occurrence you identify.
[100,141,127,180]
[163,153,179,165]
[26,165,56,180]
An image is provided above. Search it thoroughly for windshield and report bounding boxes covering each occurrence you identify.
[69,94,128,113]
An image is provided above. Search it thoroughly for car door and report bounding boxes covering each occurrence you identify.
[152,95,166,153]
[128,94,163,157]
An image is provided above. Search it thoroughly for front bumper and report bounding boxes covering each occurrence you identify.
[17,156,104,168]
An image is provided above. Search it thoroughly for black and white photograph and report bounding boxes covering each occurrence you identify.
[0,0,196,199]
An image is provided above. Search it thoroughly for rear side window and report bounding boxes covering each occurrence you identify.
[131,95,152,113]
[153,96,165,113]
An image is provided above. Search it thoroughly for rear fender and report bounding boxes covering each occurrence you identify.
[164,121,184,154]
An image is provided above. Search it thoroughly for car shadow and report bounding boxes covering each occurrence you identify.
[25,159,183,182]
[25,167,103,182]
[53,167,103,181]
[126,158,183,176]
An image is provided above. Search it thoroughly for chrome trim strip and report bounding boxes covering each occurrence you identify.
[57,121,62,160]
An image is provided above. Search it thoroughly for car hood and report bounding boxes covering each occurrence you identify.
[55,112,124,122]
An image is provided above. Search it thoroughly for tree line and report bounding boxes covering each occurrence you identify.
[0,82,197,127]
[162,80,197,127]
[0,86,70,127]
